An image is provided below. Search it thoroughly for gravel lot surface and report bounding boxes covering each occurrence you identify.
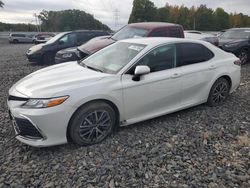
[0,38,250,188]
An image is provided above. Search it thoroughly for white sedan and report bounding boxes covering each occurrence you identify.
[8,38,241,147]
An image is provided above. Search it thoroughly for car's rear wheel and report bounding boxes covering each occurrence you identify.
[43,52,55,64]
[207,77,230,107]
[238,49,249,65]
[68,101,116,146]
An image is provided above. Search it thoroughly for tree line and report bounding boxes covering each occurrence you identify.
[0,9,110,32]
[128,0,250,31]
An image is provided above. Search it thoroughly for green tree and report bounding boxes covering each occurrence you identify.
[195,5,215,30]
[38,9,110,32]
[214,8,229,30]
[0,1,4,8]
[128,0,157,23]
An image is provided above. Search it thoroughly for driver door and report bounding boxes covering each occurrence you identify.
[121,44,183,122]
[57,33,77,50]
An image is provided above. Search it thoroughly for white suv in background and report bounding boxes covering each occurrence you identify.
[9,33,34,43]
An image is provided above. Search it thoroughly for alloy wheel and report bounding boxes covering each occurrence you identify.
[238,50,248,65]
[211,82,229,105]
[79,110,112,143]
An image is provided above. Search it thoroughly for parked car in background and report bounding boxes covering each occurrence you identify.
[8,37,240,147]
[55,31,110,63]
[34,32,55,44]
[218,28,250,64]
[26,30,109,64]
[66,22,184,61]
[9,33,35,43]
[185,31,219,46]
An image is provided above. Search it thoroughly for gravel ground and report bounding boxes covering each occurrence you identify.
[0,38,250,188]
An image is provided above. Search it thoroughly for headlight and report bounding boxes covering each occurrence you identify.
[62,53,73,58]
[22,96,69,108]
[225,43,239,48]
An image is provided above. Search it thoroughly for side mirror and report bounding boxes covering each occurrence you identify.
[132,65,150,81]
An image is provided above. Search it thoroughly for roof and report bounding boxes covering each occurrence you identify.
[128,22,182,30]
[120,37,207,46]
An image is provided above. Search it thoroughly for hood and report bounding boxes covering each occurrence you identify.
[10,62,106,98]
[78,36,115,54]
[27,43,46,54]
[219,38,247,46]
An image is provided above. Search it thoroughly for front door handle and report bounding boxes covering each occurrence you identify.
[209,65,217,70]
[171,73,182,78]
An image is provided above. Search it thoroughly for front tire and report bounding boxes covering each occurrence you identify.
[207,77,230,107]
[238,49,249,65]
[43,51,55,64]
[68,101,116,146]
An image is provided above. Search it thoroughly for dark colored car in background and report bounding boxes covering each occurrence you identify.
[55,22,184,63]
[26,30,109,64]
[34,32,55,44]
[219,28,250,64]
[55,30,110,63]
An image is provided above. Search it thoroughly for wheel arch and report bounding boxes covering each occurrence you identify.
[66,98,121,142]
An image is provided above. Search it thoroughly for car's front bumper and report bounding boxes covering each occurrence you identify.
[26,52,43,62]
[7,96,75,147]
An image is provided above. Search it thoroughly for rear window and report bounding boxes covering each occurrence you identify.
[169,28,181,38]
[177,43,214,66]
[151,30,166,37]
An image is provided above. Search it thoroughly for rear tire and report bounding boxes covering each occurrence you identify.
[238,49,249,65]
[68,101,116,146]
[207,77,230,107]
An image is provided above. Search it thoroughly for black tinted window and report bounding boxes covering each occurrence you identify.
[77,32,93,43]
[169,28,181,37]
[12,34,25,37]
[135,44,176,73]
[177,43,214,66]
[151,30,166,37]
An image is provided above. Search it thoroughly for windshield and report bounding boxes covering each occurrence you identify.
[46,32,67,44]
[112,26,149,41]
[80,42,146,74]
[220,29,250,39]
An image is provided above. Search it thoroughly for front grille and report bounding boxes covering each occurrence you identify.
[14,117,43,139]
[8,95,28,101]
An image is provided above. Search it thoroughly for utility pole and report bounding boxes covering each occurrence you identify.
[33,13,41,32]
[114,9,119,31]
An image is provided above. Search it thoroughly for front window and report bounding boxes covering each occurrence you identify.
[80,42,146,74]
[220,29,250,39]
[46,32,68,44]
[112,26,149,41]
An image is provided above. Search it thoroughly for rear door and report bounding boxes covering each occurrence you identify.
[176,42,216,106]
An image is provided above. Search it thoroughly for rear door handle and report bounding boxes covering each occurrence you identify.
[171,73,182,78]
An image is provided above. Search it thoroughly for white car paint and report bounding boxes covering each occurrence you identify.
[8,37,241,147]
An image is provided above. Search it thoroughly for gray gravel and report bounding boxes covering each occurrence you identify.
[0,38,250,188]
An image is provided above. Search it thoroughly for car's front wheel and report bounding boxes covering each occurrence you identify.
[68,101,116,146]
[238,49,249,65]
[43,52,55,64]
[207,77,230,107]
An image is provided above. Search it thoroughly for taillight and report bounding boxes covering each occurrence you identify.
[234,59,241,66]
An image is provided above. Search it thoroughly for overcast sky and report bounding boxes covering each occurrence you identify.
[0,0,249,29]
